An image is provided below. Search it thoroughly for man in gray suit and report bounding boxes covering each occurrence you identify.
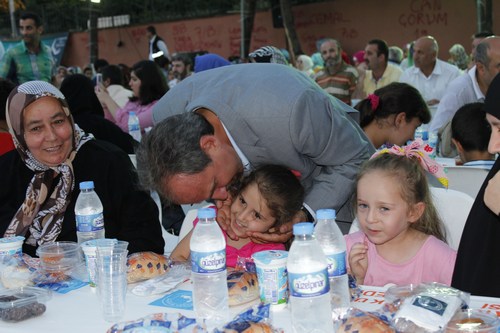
[137,63,373,240]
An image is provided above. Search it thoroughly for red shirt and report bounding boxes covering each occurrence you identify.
[0,132,15,156]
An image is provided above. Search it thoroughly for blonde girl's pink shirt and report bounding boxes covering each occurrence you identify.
[106,99,158,133]
[345,231,457,286]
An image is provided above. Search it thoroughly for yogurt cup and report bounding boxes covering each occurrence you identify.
[80,240,98,287]
[251,250,289,310]
[0,236,25,258]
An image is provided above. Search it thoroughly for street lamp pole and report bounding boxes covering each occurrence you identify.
[89,0,100,65]
[8,0,17,38]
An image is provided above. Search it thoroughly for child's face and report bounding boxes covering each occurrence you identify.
[230,183,276,239]
[356,170,418,246]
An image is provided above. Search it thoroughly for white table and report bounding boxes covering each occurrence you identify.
[1,283,499,332]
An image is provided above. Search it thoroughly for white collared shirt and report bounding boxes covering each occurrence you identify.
[400,59,462,102]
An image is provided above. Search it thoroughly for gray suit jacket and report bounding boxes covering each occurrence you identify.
[152,64,374,222]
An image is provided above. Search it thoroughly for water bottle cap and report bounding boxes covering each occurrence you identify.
[129,111,136,116]
[316,208,336,220]
[197,207,216,219]
[293,222,314,235]
[79,181,95,190]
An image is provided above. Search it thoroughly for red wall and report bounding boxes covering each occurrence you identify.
[62,0,498,68]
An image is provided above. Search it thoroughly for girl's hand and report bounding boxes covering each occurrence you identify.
[348,241,368,285]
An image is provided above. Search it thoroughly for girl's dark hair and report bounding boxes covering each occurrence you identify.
[353,153,446,242]
[237,165,304,229]
[356,82,431,129]
[129,60,168,105]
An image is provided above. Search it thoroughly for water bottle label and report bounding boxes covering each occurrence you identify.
[128,123,140,132]
[326,251,347,277]
[288,268,329,297]
[191,249,226,273]
[76,212,104,232]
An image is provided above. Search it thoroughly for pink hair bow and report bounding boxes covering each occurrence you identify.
[367,94,379,111]
[371,139,448,188]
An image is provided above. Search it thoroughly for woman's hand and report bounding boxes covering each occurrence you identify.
[484,172,500,216]
[348,241,368,285]
[94,83,120,119]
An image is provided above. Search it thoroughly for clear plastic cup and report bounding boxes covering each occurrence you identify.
[446,309,500,332]
[251,250,289,310]
[96,248,128,322]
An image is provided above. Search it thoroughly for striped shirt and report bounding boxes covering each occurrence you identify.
[315,62,358,105]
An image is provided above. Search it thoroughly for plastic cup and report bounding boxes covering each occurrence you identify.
[446,309,500,332]
[0,236,24,258]
[80,240,98,288]
[251,250,289,310]
[95,241,128,322]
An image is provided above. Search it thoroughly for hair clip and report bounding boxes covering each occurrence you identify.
[367,94,379,111]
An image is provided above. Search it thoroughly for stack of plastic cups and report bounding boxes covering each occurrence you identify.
[95,239,129,322]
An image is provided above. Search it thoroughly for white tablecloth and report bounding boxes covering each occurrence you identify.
[1,283,499,332]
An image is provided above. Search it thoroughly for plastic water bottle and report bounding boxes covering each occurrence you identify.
[414,124,429,143]
[128,111,141,142]
[314,209,350,319]
[428,131,438,158]
[288,222,333,333]
[75,181,105,244]
[190,208,228,330]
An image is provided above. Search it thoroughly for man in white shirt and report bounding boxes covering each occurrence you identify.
[430,36,500,156]
[101,64,133,108]
[400,36,461,106]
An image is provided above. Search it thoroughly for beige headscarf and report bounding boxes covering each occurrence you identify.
[4,81,93,246]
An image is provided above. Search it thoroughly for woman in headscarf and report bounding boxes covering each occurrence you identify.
[60,74,136,154]
[0,81,164,256]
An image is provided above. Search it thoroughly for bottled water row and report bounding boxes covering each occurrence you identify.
[190,207,349,333]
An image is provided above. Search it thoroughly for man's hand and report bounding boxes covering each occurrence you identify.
[484,172,500,216]
[426,99,439,106]
[215,197,238,241]
[247,209,307,244]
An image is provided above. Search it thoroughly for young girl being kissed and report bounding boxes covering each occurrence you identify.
[171,164,304,266]
[346,139,456,286]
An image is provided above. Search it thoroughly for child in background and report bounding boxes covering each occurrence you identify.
[346,140,456,286]
[171,165,304,267]
[451,102,496,170]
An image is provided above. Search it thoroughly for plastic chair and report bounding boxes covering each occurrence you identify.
[444,166,489,199]
[348,187,474,251]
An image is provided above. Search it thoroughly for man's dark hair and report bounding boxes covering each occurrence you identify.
[367,39,389,61]
[94,58,109,73]
[451,103,491,152]
[171,53,192,66]
[20,12,42,27]
[101,65,124,86]
[147,26,156,35]
[474,31,494,39]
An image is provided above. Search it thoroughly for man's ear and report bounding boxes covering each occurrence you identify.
[408,202,425,223]
[451,138,463,153]
[199,135,217,153]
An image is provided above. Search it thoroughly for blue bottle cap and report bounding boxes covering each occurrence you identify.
[79,181,95,190]
[316,208,336,220]
[129,111,136,116]
[293,222,314,235]
[197,207,216,219]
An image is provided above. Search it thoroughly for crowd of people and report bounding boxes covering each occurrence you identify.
[2,10,500,301]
